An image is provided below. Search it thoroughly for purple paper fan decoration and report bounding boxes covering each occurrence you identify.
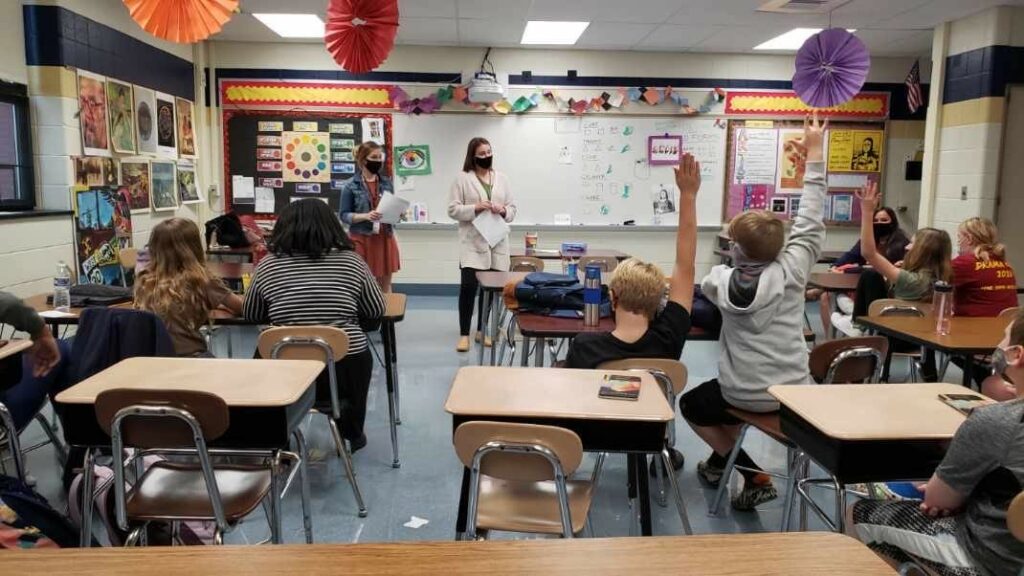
[792,28,870,108]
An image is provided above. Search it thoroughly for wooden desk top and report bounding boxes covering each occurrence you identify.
[55,357,323,408]
[385,292,407,320]
[511,248,631,260]
[0,534,895,575]
[445,366,672,422]
[24,293,130,320]
[809,271,861,292]
[770,383,984,441]
[0,340,32,361]
[206,246,254,256]
[516,312,616,337]
[477,270,530,290]
[857,315,1011,355]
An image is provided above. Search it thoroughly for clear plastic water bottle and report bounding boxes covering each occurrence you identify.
[53,261,72,312]
[934,281,953,336]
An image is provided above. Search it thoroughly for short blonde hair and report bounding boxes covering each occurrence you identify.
[729,210,784,262]
[607,258,665,320]
[959,217,1006,262]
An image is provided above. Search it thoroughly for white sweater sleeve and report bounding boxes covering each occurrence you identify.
[447,176,477,222]
[778,161,827,286]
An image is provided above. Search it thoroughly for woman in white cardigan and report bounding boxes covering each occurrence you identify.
[447,137,517,352]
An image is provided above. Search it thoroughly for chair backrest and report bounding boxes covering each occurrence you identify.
[869,298,931,317]
[597,358,687,397]
[118,248,139,270]
[256,326,349,363]
[579,256,618,273]
[998,306,1020,320]
[1008,492,1024,542]
[453,421,583,482]
[510,256,544,272]
[809,336,889,384]
[95,388,229,448]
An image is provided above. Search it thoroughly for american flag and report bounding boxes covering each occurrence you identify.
[905,59,923,114]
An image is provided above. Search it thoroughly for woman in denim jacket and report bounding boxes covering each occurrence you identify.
[339,142,401,291]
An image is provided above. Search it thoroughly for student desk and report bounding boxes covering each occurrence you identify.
[0,533,896,575]
[0,340,31,388]
[206,246,255,263]
[55,357,322,546]
[808,271,861,293]
[0,339,32,360]
[475,271,530,365]
[856,315,1011,387]
[445,366,672,538]
[381,292,406,468]
[511,248,631,261]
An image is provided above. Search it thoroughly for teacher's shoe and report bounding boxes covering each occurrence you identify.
[474,331,493,347]
[456,336,471,352]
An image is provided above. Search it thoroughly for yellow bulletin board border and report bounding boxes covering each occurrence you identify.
[221,81,393,109]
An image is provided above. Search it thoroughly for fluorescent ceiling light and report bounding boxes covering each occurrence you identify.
[521,21,590,45]
[754,27,856,51]
[253,13,325,38]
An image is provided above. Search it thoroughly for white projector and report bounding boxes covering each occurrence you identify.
[467,72,505,104]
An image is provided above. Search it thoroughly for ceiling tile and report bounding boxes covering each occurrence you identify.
[855,29,933,56]
[576,23,658,48]
[457,18,526,46]
[668,0,822,27]
[396,17,459,44]
[456,0,532,20]
[635,24,720,50]
[239,0,328,14]
[688,23,793,52]
[526,0,686,24]
[397,0,457,18]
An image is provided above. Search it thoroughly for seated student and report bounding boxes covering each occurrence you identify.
[0,292,67,430]
[680,112,828,511]
[850,311,1024,576]
[831,187,953,338]
[134,218,243,357]
[808,207,909,336]
[953,217,1017,317]
[243,199,386,452]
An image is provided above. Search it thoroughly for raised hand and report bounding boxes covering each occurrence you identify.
[856,181,881,210]
[798,109,828,163]
[673,153,701,198]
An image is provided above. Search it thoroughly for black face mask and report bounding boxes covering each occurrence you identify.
[873,221,896,241]
[365,160,383,175]
[474,156,493,170]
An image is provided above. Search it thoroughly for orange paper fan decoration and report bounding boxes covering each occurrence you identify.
[325,0,400,74]
[123,0,239,44]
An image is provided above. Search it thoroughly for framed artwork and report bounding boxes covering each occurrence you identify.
[134,85,158,155]
[647,135,682,166]
[77,70,110,157]
[150,160,178,212]
[154,92,177,158]
[120,159,151,213]
[177,161,202,204]
[175,97,196,158]
[106,79,135,154]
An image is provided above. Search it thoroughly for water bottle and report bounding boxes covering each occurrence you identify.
[566,258,579,280]
[934,281,953,336]
[583,265,602,327]
[53,261,72,312]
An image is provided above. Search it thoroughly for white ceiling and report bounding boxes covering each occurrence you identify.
[213,0,1024,56]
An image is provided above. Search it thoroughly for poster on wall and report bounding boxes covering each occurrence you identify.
[155,93,177,158]
[394,145,431,176]
[73,156,105,187]
[120,159,151,213]
[647,135,682,166]
[776,129,806,194]
[282,132,331,183]
[177,161,202,204]
[732,128,777,185]
[74,187,132,285]
[106,79,136,154]
[150,160,178,211]
[176,97,196,158]
[77,70,110,157]
[361,118,385,144]
[828,129,883,172]
[134,85,158,155]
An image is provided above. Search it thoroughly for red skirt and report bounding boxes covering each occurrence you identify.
[351,231,401,277]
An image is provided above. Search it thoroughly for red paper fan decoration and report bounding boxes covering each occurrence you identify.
[123,0,238,44]
[325,0,400,74]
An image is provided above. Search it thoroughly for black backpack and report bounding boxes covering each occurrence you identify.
[0,475,82,548]
[513,272,611,315]
[204,212,250,248]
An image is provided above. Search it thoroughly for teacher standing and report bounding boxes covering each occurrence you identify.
[340,142,401,292]
[447,137,517,353]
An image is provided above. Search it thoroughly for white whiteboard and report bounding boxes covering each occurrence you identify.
[391,114,727,226]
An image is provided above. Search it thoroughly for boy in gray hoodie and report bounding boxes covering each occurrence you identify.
[680,112,828,511]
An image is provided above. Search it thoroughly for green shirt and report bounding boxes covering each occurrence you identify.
[476,175,493,200]
[893,269,934,301]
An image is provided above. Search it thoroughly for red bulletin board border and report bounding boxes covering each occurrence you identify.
[222,109,393,218]
[220,80,394,108]
[725,91,890,119]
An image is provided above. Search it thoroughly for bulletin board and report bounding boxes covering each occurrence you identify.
[724,119,886,226]
[223,110,392,217]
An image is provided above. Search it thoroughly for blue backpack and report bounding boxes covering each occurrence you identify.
[513,272,612,317]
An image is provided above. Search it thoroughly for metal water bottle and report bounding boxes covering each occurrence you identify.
[934,281,953,335]
[583,264,601,327]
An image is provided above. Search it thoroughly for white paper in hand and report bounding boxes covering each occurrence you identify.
[377,193,410,225]
[473,210,510,248]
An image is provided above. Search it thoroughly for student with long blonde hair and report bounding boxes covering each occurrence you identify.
[134,218,242,356]
[953,217,1017,317]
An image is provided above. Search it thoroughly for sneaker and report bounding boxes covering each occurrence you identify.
[730,479,778,511]
[697,459,724,488]
[649,448,685,476]
[836,294,855,315]
[831,312,865,337]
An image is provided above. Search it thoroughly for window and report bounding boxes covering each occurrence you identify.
[0,82,34,211]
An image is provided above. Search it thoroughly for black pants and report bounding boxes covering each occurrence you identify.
[459,266,489,336]
[852,269,890,318]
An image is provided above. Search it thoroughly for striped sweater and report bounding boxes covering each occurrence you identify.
[242,250,386,353]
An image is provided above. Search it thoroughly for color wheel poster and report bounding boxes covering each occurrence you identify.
[282,131,331,183]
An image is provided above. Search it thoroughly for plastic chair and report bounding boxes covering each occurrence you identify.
[597,359,691,534]
[867,298,931,382]
[257,326,370,516]
[0,402,67,483]
[510,256,544,272]
[96,389,295,545]
[454,421,595,539]
[578,256,618,274]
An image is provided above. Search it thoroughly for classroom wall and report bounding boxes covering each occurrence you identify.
[208,42,926,285]
[0,0,27,84]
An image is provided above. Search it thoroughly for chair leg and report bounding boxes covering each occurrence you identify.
[798,456,810,531]
[662,448,692,535]
[34,412,67,465]
[709,424,749,516]
[124,526,144,547]
[292,430,314,544]
[386,379,401,469]
[780,449,805,532]
[0,404,25,483]
[653,453,668,508]
[327,416,368,518]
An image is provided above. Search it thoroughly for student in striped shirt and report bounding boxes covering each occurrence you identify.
[244,199,386,452]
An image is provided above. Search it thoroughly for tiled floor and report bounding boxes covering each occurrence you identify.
[15,296,957,544]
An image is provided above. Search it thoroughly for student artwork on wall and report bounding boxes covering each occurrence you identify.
[831,193,854,222]
[120,159,151,213]
[176,97,196,158]
[74,186,132,285]
[106,79,136,154]
[155,93,177,158]
[177,161,201,204]
[828,129,883,173]
[394,145,431,176]
[282,132,331,183]
[770,196,789,216]
[648,134,682,166]
[150,160,178,211]
[134,85,158,155]
[99,158,119,187]
[650,183,676,215]
[73,156,106,187]
[361,118,385,144]
[77,70,110,157]
[776,129,806,194]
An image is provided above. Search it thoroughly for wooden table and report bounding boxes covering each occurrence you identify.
[475,271,529,366]
[515,312,617,366]
[0,339,31,360]
[0,340,31,388]
[55,357,323,546]
[0,533,896,575]
[445,366,672,537]
[809,271,861,292]
[381,292,406,468]
[207,246,255,262]
[856,315,1011,387]
[511,248,631,261]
